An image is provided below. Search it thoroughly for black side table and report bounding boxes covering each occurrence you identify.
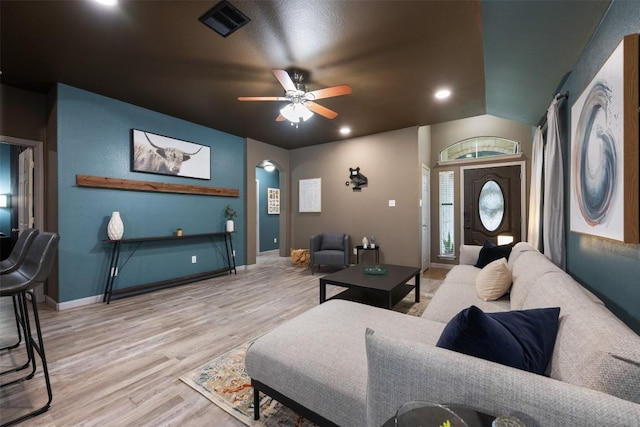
[355,245,380,264]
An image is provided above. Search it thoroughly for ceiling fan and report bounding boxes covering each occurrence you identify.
[238,69,352,124]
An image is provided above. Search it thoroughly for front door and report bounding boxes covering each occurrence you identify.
[463,165,521,245]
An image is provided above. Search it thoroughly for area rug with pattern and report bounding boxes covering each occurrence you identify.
[179,288,438,426]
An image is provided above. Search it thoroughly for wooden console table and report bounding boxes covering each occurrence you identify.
[103,232,236,303]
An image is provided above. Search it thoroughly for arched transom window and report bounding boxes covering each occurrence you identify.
[440,137,520,161]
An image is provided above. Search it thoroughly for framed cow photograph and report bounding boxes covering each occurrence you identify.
[131,129,211,180]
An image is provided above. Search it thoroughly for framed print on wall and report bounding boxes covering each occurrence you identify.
[267,188,280,214]
[570,34,639,243]
[299,178,321,213]
[131,129,211,180]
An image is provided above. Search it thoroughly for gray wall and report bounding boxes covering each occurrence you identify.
[560,1,640,333]
[290,127,421,267]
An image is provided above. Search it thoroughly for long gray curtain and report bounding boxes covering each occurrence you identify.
[527,126,544,250]
[543,97,565,269]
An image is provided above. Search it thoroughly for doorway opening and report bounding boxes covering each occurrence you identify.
[256,162,280,254]
[0,136,45,258]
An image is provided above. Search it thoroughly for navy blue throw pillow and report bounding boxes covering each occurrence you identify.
[436,305,561,375]
[474,240,513,268]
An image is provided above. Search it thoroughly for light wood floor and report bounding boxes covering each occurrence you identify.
[0,253,447,427]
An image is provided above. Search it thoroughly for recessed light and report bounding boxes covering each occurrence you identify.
[93,0,118,6]
[435,89,451,100]
[339,127,351,136]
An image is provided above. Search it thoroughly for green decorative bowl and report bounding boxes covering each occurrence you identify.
[363,265,387,275]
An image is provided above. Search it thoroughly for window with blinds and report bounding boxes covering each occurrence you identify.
[439,170,455,256]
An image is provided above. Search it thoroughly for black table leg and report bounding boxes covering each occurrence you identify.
[415,271,421,303]
[105,241,122,304]
[319,281,326,304]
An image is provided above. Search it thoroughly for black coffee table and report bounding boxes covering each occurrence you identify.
[319,264,420,309]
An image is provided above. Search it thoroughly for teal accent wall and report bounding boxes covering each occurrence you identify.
[56,84,245,302]
[559,1,640,334]
[0,144,11,235]
[256,167,279,252]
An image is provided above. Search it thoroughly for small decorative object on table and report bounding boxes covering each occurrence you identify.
[363,265,387,275]
[224,204,237,232]
[107,211,124,240]
[176,228,183,237]
[370,236,376,248]
[362,236,369,248]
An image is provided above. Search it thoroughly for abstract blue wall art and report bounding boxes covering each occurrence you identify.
[570,35,639,243]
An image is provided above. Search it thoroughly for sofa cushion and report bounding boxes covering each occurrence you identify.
[459,244,482,265]
[245,300,445,427]
[436,305,560,375]
[476,258,512,301]
[474,240,512,268]
[320,233,344,251]
[523,273,640,403]
[422,274,510,323]
[509,249,563,309]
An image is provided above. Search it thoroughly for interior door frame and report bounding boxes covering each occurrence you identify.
[0,135,44,232]
[421,164,430,272]
[459,160,526,246]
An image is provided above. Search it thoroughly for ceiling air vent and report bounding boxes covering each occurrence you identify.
[199,0,250,38]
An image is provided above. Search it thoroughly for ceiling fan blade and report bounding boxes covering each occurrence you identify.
[307,84,352,100]
[272,69,297,92]
[275,114,286,122]
[238,96,288,101]
[305,101,338,119]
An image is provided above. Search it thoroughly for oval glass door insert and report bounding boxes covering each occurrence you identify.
[479,180,504,231]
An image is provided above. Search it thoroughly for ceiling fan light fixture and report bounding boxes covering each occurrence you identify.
[280,104,300,123]
[280,103,313,123]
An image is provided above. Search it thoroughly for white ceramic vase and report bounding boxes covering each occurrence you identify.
[226,220,234,233]
[107,211,124,240]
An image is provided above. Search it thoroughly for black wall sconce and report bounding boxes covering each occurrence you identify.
[345,167,368,191]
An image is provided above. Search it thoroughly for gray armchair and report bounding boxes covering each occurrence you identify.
[310,232,350,274]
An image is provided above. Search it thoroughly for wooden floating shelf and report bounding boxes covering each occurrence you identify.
[76,175,239,197]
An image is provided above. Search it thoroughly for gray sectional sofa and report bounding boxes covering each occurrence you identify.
[245,242,640,426]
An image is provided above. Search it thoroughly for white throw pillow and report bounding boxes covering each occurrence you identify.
[476,257,512,301]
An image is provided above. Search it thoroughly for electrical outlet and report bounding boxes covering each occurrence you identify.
[191,255,197,264]
[274,237,277,243]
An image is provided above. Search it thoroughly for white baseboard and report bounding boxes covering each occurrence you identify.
[45,265,248,310]
[430,262,454,270]
[46,294,103,311]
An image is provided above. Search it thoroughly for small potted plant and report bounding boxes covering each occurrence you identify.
[224,204,237,232]
[176,227,183,237]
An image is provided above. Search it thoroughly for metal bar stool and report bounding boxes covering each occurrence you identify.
[0,232,60,427]
[0,229,39,352]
